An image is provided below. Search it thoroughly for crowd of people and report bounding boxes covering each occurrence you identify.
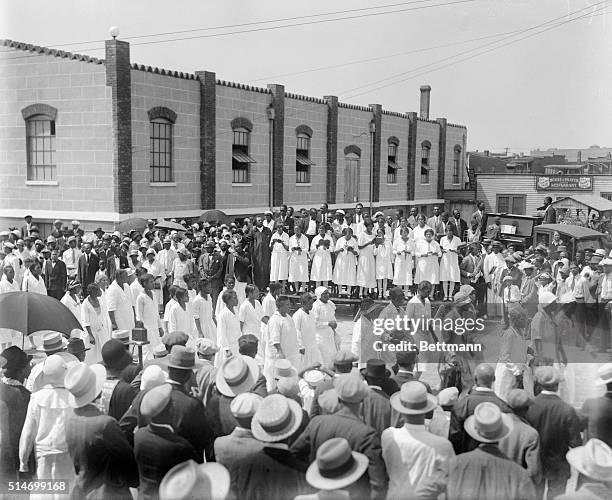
[1,200,612,499]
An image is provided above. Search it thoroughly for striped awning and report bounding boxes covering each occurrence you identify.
[232,151,257,163]
[296,153,316,166]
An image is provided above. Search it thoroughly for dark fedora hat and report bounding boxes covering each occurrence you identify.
[101,339,132,371]
[166,345,196,371]
[360,359,390,380]
[67,338,90,355]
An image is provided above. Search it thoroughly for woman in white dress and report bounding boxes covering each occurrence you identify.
[135,273,164,358]
[333,227,359,296]
[356,221,377,298]
[392,228,414,297]
[411,214,433,241]
[292,292,322,366]
[269,224,290,286]
[61,280,83,325]
[80,283,111,364]
[288,225,309,293]
[239,284,264,338]
[310,224,333,287]
[193,280,216,341]
[373,228,394,299]
[312,287,340,366]
[414,228,442,285]
[439,224,462,301]
[215,275,237,320]
[141,248,166,314]
[167,287,193,335]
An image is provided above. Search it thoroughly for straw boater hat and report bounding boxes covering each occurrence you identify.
[41,354,69,387]
[595,363,612,386]
[159,460,230,500]
[64,362,107,408]
[140,365,168,392]
[464,402,513,443]
[251,394,303,442]
[333,374,369,404]
[230,392,263,420]
[273,358,298,379]
[303,370,325,387]
[140,383,173,420]
[111,330,133,345]
[390,381,438,415]
[215,354,259,397]
[566,439,612,483]
[305,438,369,491]
[37,331,68,353]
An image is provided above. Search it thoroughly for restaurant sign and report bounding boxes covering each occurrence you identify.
[535,175,593,191]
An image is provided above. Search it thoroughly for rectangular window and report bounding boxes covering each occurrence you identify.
[232,130,253,184]
[387,144,398,184]
[496,194,526,215]
[26,118,56,181]
[421,147,430,184]
[452,152,461,184]
[150,120,173,182]
[601,192,612,201]
[296,136,311,184]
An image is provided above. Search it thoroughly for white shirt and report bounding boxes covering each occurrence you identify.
[217,306,241,354]
[22,273,47,295]
[106,281,135,331]
[263,219,275,231]
[167,300,193,334]
[0,276,20,294]
[306,219,317,235]
[62,247,82,273]
[239,299,264,337]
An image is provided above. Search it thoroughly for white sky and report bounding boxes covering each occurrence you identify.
[2,0,611,153]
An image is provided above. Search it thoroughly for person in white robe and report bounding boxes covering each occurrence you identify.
[261,283,281,389]
[0,264,21,294]
[310,225,333,287]
[393,228,414,296]
[332,228,358,295]
[239,284,264,338]
[374,229,394,299]
[141,248,165,313]
[439,225,462,301]
[216,289,241,363]
[193,280,217,341]
[267,295,302,372]
[135,273,164,359]
[288,225,309,293]
[106,269,135,332]
[411,214,433,242]
[414,228,442,286]
[356,222,377,297]
[269,225,290,285]
[215,275,238,320]
[483,241,506,318]
[393,218,413,242]
[80,283,111,364]
[292,292,322,366]
[61,280,83,324]
[22,260,47,295]
[167,287,193,337]
[312,286,340,366]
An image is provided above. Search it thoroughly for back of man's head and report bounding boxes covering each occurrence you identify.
[474,363,495,388]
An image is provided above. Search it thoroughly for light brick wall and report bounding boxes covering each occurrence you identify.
[380,113,409,202]
[415,119,440,201]
[445,124,467,189]
[336,106,374,204]
[0,51,114,217]
[215,84,271,210]
[282,97,327,206]
[130,69,200,213]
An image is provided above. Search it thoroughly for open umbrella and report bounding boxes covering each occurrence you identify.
[198,209,230,225]
[115,217,149,233]
[155,220,187,232]
[0,292,82,337]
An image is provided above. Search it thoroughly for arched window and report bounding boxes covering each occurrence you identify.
[232,125,256,184]
[296,132,314,184]
[453,145,462,184]
[421,141,431,185]
[22,104,57,181]
[387,137,400,185]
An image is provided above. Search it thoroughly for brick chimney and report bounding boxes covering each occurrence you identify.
[419,85,431,120]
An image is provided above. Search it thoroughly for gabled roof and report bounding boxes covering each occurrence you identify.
[551,195,612,213]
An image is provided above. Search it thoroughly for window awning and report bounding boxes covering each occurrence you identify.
[388,161,402,170]
[296,153,316,166]
[232,151,257,163]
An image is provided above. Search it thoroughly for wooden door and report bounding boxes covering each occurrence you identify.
[344,157,360,203]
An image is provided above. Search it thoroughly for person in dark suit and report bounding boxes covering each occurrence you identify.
[469,201,486,235]
[390,350,424,388]
[64,362,139,500]
[20,215,34,240]
[197,240,224,309]
[77,243,99,298]
[526,366,582,500]
[541,196,557,224]
[291,374,388,500]
[360,364,392,434]
[47,249,67,300]
[276,204,295,236]
[232,394,312,500]
[249,217,273,292]
[165,346,215,461]
[452,209,468,240]
[105,246,128,282]
[448,363,512,455]
[100,340,139,421]
[134,384,199,500]
[459,244,486,317]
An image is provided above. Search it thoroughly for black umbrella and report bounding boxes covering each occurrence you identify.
[115,217,149,233]
[0,292,82,337]
[198,210,230,225]
[155,220,187,231]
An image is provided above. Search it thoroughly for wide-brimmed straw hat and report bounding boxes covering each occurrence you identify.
[251,394,303,443]
[64,362,107,408]
[595,363,612,386]
[566,439,612,482]
[464,402,513,443]
[305,438,369,491]
[159,460,230,500]
[390,381,438,415]
[37,331,68,352]
[215,355,259,397]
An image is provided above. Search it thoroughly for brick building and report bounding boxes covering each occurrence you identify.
[0,38,468,233]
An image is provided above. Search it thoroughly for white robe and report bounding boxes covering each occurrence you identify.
[292,307,322,366]
[269,232,290,281]
[192,294,216,341]
[393,238,414,286]
[288,234,309,283]
[356,232,376,288]
[310,234,333,282]
[136,292,163,357]
[374,240,394,280]
[414,240,441,285]
[80,298,111,364]
[333,237,358,287]
[439,235,461,282]
[312,299,339,366]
